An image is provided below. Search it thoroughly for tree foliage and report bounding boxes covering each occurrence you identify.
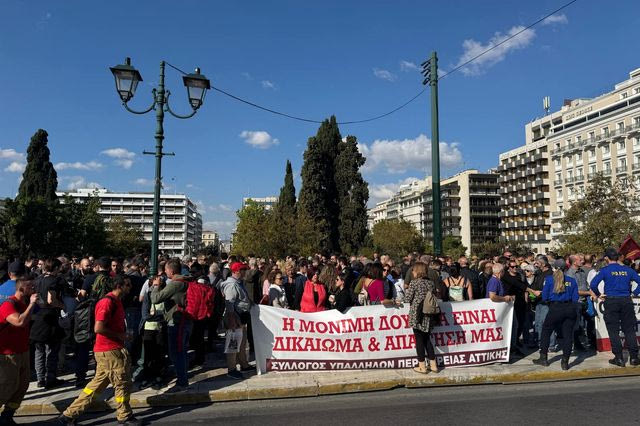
[17,129,58,203]
[472,239,531,259]
[371,219,424,259]
[232,200,274,258]
[105,216,148,257]
[442,236,467,259]
[335,135,369,255]
[272,160,297,257]
[558,173,640,255]
[297,116,341,253]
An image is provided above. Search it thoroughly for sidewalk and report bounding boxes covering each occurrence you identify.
[16,350,640,417]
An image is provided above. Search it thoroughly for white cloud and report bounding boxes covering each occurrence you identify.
[100,148,135,169]
[133,178,153,186]
[55,161,103,171]
[369,177,418,206]
[4,161,26,173]
[357,134,463,174]
[400,60,418,72]
[63,176,101,191]
[239,130,279,149]
[454,25,536,76]
[0,148,24,161]
[241,72,253,80]
[542,13,568,26]
[261,80,276,89]
[373,68,397,82]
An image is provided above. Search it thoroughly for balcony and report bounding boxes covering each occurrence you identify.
[551,211,563,218]
[587,173,596,180]
[603,169,612,176]
[565,177,575,184]
[553,179,563,186]
[611,128,625,141]
[633,163,640,171]
[575,175,585,182]
[616,166,628,174]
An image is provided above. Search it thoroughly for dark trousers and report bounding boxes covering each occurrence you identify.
[603,297,639,358]
[74,341,91,380]
[413,329,435,362]
[142,328,165,381]
[540,303,577,359]
[34,341,60,383]
[190,320,206,364]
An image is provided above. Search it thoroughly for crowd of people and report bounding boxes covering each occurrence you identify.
[0,247,639,425]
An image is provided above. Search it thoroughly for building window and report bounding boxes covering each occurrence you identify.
[556,189,563,200]
[575,153,581,163]
[589,164,596,175]
[635,87,640,95]
[621,92,628,99]
[576,135,582,143]
[634,117,640,127]
[603,144,610,155]
[619,158,626,168]
[576,167,583,177]
[617,122,625,132]
[602,127,609,137]
[604,161,611,171]
[589,131,595,140]
[618,140,625,152]
[554,158,561,167]
[588,149,595,159]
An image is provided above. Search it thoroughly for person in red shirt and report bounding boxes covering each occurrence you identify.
[300,268,328,313]
[0,275,38,425]
[59,275,140,426]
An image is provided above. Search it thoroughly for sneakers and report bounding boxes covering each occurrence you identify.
[37,381,46,388]
[57,414,77,425]
[226,370,244,380]
[629,357,640,366]
[239,365,254,372]
[608,357,625,367]
[118,416,142,425]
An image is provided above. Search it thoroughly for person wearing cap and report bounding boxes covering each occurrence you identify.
[220,262,253,380]
[533,261,579,370]
[150,258,191,392]
[589,248,640,367]
[0,260,25,303]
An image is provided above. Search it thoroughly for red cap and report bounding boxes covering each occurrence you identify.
[230,262,249,273]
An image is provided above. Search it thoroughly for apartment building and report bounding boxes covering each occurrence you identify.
[58,188,202,255]
[202,230,219,248]
[547,68,640,238]
[367,170,500,255]
[498,68,640,252]
[243,196,278,210]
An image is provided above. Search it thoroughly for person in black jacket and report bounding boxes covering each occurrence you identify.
[501,260,540,356]
[329,271,353,313]
[459,256,480,299]
[292,260,309,311]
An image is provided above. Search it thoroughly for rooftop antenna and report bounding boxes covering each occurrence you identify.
[543,96,551,115]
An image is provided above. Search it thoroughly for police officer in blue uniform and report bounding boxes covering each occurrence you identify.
[533,264,579,370]
[590,248,640,367]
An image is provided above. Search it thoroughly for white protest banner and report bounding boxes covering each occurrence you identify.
[250,299,513,374]
[594,298,640,352]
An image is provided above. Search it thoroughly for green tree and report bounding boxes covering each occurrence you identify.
[335,135,369,255]
[442,236,467,259]
[558,173,640,255]
[272,160,297,256]
[232,200,274,257]
[56,194,107,255]
[297,116,341,253]
[105,216,148,256]
[371,219,424,259]
[17,129,58,203]
[472,239,531,259]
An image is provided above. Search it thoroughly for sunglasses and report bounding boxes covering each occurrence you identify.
[509,265,517,269]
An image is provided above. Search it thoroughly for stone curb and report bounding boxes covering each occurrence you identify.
[16,366,640,417]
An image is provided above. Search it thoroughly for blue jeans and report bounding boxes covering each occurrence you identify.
[168,318,193,387]
[535,304,557,348]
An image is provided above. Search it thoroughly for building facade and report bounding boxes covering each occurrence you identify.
[243,197,278,210]
[498,68,640,252]
[58,188,202,255]
[367,170,500,255]
[202,230,219,249]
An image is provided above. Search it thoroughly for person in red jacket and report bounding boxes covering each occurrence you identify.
[300,268,328,313]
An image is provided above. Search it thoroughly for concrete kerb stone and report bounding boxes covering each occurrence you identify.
[15,366,640,417]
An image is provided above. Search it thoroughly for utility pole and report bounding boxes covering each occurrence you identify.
[421,51,442,255]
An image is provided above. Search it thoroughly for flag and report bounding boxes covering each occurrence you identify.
[619,235,640,261]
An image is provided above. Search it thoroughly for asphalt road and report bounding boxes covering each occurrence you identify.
[19,376,640,425]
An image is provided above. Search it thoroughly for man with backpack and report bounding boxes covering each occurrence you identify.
[73,257,112,389]
[59,275,140,426]
[150,258,191,392]
[0,276,38,425]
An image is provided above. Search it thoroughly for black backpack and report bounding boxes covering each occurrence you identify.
[74,291,116,344]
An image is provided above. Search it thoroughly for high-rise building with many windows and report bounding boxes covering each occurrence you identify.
[57,188,202,255]
[498,68,640,252]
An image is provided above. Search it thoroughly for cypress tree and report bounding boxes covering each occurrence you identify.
[278,160,296,215]
[17,129,58,203]
[335,135,369,255]
[297,116,341,253]
[272,160,297,256]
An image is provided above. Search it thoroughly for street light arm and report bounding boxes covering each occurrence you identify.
[123,89,157,115]
[165,91,198,119]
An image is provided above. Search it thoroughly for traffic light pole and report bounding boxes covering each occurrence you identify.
[429,51,442,256]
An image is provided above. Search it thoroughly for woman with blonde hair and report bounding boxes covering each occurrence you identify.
[403,261,439,374]
[532,266,578,370]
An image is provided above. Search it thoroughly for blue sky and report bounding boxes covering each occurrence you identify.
[1,0,639,238]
